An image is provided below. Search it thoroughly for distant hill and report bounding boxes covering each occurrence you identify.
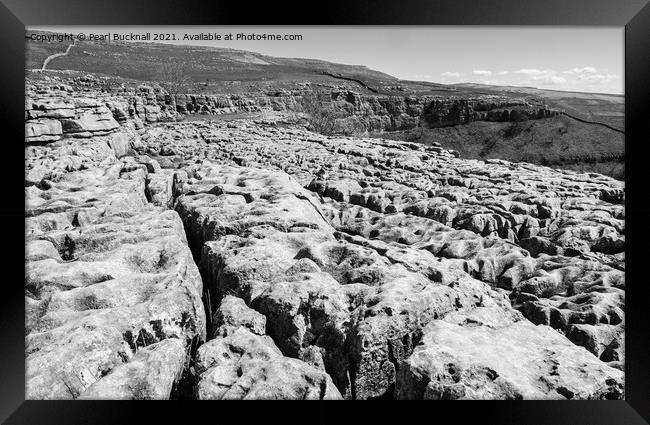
[452,83,624,130]
[26,30,400,92]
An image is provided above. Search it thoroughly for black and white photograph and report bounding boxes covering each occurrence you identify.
[21,24,630,402]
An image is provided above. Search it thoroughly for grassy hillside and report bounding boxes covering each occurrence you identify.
[453,83,624,130]
[378,115,624,179]
[26,31,400,94]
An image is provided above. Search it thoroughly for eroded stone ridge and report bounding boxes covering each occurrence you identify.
[25,82,625,400]
[26,72,559,137]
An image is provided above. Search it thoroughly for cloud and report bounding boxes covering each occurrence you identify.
[533,75,568,85]
[509,69,566,85]
[564,66,598,74]
[471,79,509,86]
[428,66,621,94]
[410,74,434,80]
[578,73,618,84]
[514,68,547,75]
[564,67,617,84]
[556,66,620,90]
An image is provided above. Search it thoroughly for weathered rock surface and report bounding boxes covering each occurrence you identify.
[395,308,623,400]
[26,119,63,142]
[25,79,625,400]
[166,136,624,399]
[25,146,205,399]
[196,322,341,399]
[212,295,266,338]
[78,338,186,400]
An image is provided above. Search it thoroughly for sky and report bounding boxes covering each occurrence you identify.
[30,26,624,94]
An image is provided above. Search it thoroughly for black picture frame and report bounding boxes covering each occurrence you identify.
[3,0,649,423]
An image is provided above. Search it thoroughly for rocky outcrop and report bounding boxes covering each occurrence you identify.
[325,91,558,133]
[27,72,560,137]
[421,97,557,127]
[25,76,625,400]
[26,93,122,142]
[26,119,63,142]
